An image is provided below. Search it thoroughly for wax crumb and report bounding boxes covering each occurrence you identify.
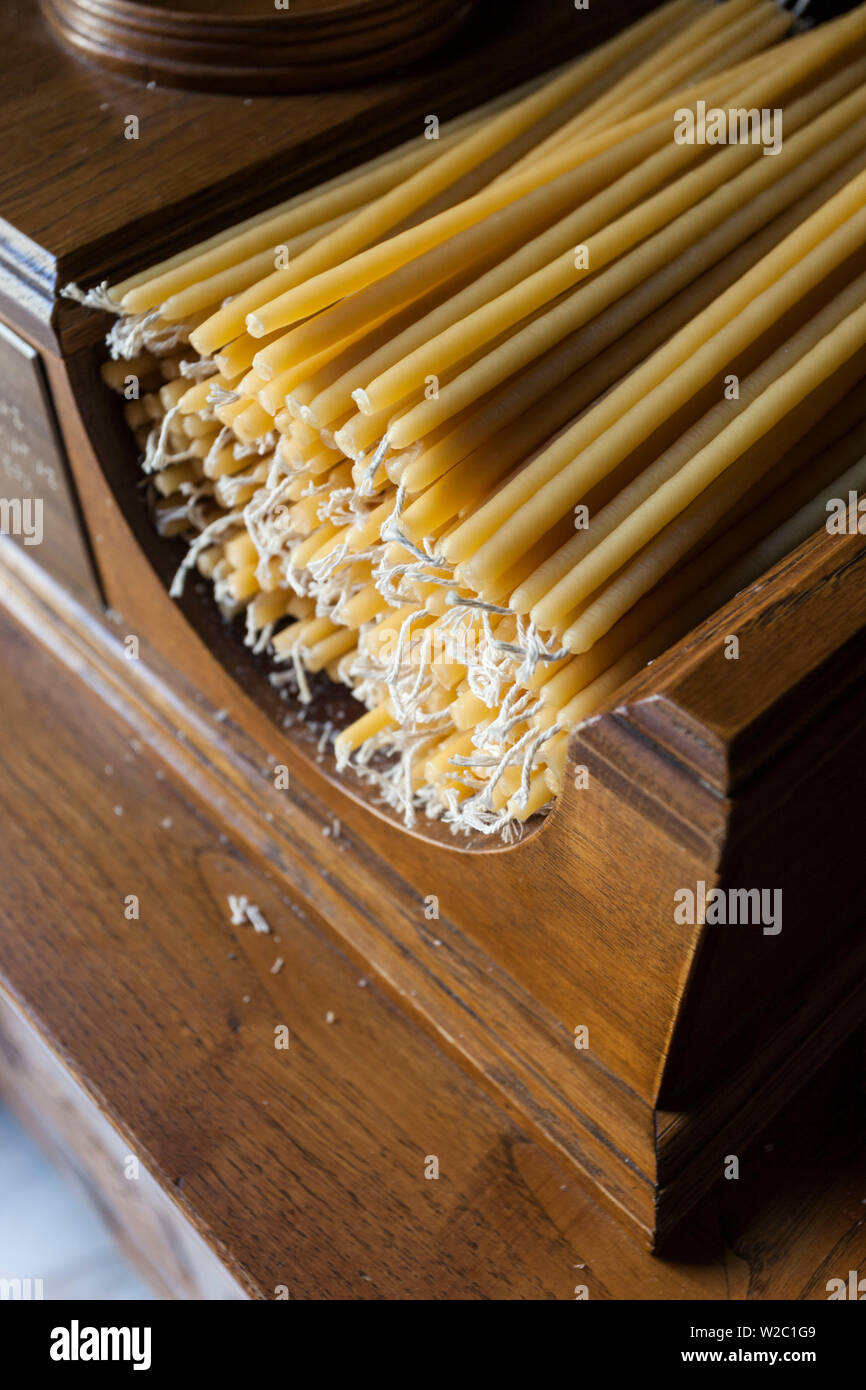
[228,894,249,926]
[113,805,124,816]
[358,978,368,988]
[214,708,229,723]
[242,995,251,1004]
[247,905,271,935]
[270,957,284,975]
[228,895,272,935]
[104,764,113,776]
[325,1011,336,1024]
[432,938,442,947]
[161,817,173,829]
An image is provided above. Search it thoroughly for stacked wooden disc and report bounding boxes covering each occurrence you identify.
[41,0,480,92]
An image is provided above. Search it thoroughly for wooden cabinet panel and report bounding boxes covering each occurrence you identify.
[0,320,101,605]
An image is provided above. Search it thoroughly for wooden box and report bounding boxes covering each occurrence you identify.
[1,0,865,1252]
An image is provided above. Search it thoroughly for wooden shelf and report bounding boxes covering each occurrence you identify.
[2,0,866,1259]
[1,538,865,1298]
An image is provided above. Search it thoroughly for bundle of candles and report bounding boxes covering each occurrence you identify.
[83,0,866,837]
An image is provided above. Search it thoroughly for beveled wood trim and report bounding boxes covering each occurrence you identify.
[614,528,866,796]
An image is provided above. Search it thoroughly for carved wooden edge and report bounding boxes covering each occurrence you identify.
[656,652,866,1100]
[600,528,866,798]
[654,916,866,1242]
[0,218,61,353]
[568,527,866,1243]
[0,320,105,605]
[567,521,866,1078]
[0,538,662,1244]
[568,709,728,865]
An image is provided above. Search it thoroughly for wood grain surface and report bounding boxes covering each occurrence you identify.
[0,536,865,1297]
[0,1005,246,1301]
[0,322,101,604]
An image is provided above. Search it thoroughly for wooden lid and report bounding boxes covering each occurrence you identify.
[40,0,480,92]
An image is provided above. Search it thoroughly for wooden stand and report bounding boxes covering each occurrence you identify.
[2,539,864,1297]
[2,0,865,1255]
[40,0,481,93]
